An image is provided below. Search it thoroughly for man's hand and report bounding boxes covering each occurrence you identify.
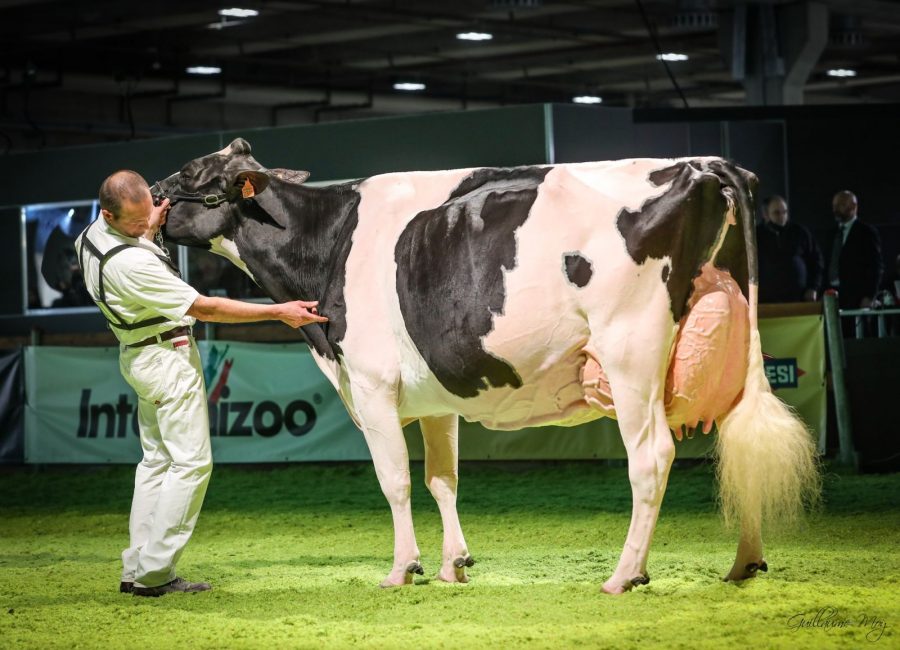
[146,197,170,239]
[275,300,328,328]
[188,296,328,326]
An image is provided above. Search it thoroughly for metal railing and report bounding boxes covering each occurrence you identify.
[823,292,900,468]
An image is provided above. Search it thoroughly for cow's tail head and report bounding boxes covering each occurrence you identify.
[710,161,821,541]
[707,159,759,329]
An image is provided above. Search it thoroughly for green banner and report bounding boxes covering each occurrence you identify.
[24,315,824,463]
[24,342,368,463]
[757,314,827,452]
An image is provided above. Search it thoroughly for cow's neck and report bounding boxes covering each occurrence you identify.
[234,179,361,359]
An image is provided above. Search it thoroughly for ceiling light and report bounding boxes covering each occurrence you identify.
[393,82,425,91]
[656,53,689,62]
[218,8,259,18]
[186,66,222,75]
[826,68,857,77]
[457,32,493,41]
[573,95,603,104]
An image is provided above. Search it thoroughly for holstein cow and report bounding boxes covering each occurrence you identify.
[157,138,819,594]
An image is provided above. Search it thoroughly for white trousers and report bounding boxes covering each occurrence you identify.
[118,337,212,588]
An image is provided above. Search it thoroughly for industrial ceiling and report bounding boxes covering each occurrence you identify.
[2,0,899,153]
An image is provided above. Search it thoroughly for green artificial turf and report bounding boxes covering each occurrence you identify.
[0,461,897,649]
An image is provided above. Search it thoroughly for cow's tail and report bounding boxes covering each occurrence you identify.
[712,161,821,534]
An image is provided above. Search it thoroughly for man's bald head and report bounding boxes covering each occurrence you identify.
[832,190,858,223]
[763,195,789,227]
[99,170,149,217]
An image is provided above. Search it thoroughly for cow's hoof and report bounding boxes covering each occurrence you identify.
[631,574,650,587]
[437,555,475,583]
[723,559,768,582]
[601,573,649,595]
[378,561,424,588]
[453,555,476,569]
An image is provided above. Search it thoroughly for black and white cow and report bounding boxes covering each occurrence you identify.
[158,139,819,594]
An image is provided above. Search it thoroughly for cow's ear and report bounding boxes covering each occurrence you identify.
[232,170,270,198]
[232,170,291,228]
[269,168,310,185]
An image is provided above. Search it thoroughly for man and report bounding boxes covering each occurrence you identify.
[75,170,327,597]
[756,195,824,303]
[825,190,883,310]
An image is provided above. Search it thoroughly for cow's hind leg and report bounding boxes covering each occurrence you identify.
[351,387,422,587]
[596,323,677,594]
[421,414,473,583]
[603,394,675,594]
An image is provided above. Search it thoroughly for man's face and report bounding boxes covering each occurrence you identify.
[832,194,857,223]
[103,190,152,238]
[765,198,789,227]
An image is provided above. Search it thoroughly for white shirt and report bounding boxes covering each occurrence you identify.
[75,218,199,346]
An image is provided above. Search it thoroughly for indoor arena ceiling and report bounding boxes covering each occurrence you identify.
[2,0,900,152]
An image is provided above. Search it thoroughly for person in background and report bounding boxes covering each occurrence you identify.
[825,190,883,310]
[756,195,824,303]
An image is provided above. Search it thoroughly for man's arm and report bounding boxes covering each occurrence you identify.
[187,296,327,329]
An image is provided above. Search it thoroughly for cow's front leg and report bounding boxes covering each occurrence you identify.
[351,384,421,587]
[421,414,473,583]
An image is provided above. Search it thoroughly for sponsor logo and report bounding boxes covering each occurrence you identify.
[762,353,806,390]
[204,344,317,437]
[75,345,318,438]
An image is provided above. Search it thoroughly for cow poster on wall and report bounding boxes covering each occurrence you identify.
[24,341,369,463]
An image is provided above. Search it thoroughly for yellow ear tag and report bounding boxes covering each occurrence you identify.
[241,178,255,199]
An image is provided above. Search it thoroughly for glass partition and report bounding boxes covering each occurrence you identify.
[22,201,98,311]
[21,201,268,315]
[184,247,267,300]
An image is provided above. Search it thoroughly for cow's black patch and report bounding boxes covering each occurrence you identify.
[395,166,551,398]
[616,160,747,322]
[564,252,593,288]
[705,159,756,292]
[234,180,360,359]
[661,264,670,284]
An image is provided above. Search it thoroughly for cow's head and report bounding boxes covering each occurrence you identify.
[157,138,309,247]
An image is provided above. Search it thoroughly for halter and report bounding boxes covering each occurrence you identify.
[150,179,240,208]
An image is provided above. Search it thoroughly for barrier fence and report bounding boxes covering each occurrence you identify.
[824,293,900,470]
[2,314,826,464]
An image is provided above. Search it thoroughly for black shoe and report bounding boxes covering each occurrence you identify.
[120,581,134,594]
[132,577,212,597]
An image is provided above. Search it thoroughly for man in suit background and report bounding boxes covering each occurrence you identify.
[825,190,883,311]
[756,195,824,303]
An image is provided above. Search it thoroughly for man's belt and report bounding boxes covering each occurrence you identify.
[125,326,192,348]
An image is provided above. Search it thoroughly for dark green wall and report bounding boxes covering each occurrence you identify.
[0,104,553,330]
[0,105,552,208]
